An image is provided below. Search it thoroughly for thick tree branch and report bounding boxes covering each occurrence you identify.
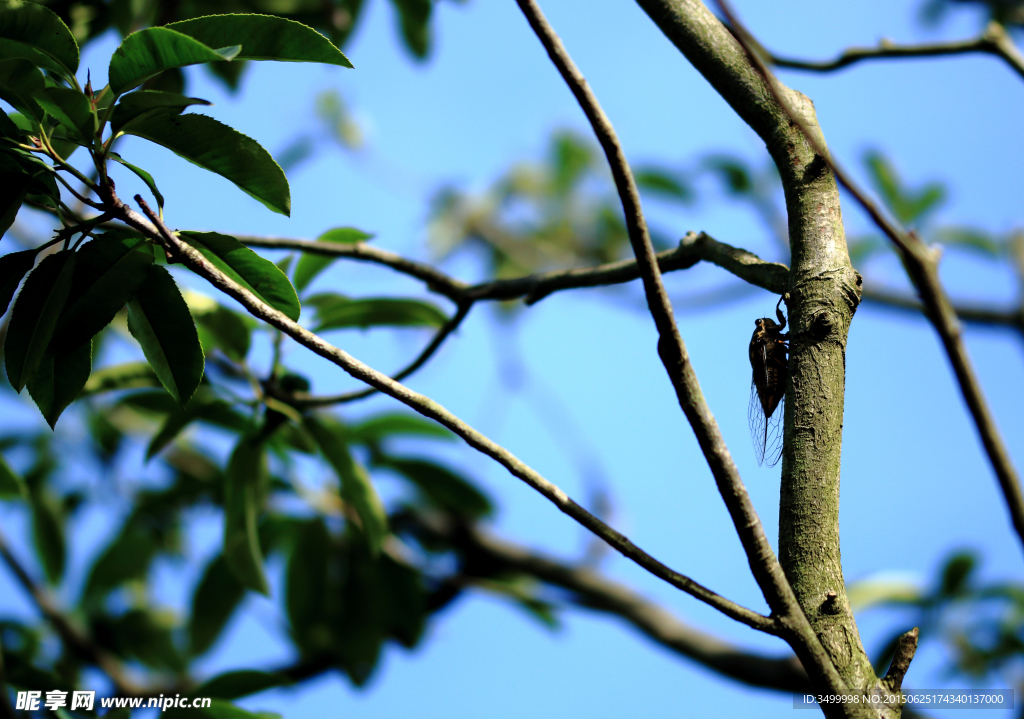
[109,192,775,634]
[0,529,143,696]
[770,22,1024,83]
[515,0,849,702]
[720,2,1024,561]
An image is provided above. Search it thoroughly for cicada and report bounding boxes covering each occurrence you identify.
[748,297,789,467]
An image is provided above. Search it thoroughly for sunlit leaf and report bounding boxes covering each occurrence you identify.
[167,15,352,68]
[310,296,447,332]
[180,232,300,320]
[33,86,94,141]
[109,152,165,210]
[0,0,79,76]
[123,114,290,215]
[292,227,374,292]
[108,27,239,95]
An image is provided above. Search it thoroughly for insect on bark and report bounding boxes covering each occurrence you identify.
[748,297,789,467]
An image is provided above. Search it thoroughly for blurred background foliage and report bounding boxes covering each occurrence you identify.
[3,0,1024,714]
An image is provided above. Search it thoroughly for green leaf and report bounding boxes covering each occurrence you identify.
[389,0,432,59]
[126,265,205,406]
[29,489,64,584]
[384,457,492,519]
[123,113,290,215]
[0,161,32,239]
[940,551,976,597]
[311,296,447,332]
[0,107,21,137]
[193,305,252,362]
[0,250,37,315]
[5,251,77,392]
[167,15,352,68]
[634,167,693,203]
[108,27,240,95]
[286,518,332,654]
[180,232,300,320]
[292,226,373,292]
[26,340,92,428]
[195,670,290,700]
[53,231,153,354]
[0,0,79,76]
[348,412,453,444]
[305,415,387,555]
[189,553,245,656]
[145,392,248,459]
[223,436,270,595]
[0,453,26,499]
[32,86,94,141]
[110,90,212,134]
[82,516,160,604]
[934,227,1003,257]
[81,361,160,395]
[0,58,45,121]
[109,152,165,210]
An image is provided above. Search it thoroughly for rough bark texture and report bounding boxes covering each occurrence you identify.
[634,0,875,706]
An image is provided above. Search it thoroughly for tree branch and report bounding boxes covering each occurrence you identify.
[265,300,474,407]
[515,0,849,701]
[109,191,775,634]
[862,285,1024,335]
[454,522,810,692]
[719,1,1024,560]
[770,22,1024,83]
[240,231,788,304]
[0,529,144,696]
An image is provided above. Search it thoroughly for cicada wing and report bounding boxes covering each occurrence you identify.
[763,396,784,467]
[748,378,768,466]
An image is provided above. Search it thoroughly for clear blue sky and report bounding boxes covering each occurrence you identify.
[3,0,1024,716]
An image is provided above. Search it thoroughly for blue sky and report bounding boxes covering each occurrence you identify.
[4,0,1024,716]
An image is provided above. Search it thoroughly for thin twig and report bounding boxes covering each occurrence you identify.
[882,627,919,692]
[266,301,475,407]
[241,231,788,304]
[236,236,469,302]
[0,529,142,696]
[862,285,1024,334]
[111,191,775,634]
[771,22,1024,82]
[720,0,1024,559]
[513,0,847,696]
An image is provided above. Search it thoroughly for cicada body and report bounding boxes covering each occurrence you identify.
[748,298,789,467]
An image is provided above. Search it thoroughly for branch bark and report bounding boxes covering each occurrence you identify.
[515,0,854,707]
[108,191,774,634]
[770,22,1024,83]
[634,0,876,710]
